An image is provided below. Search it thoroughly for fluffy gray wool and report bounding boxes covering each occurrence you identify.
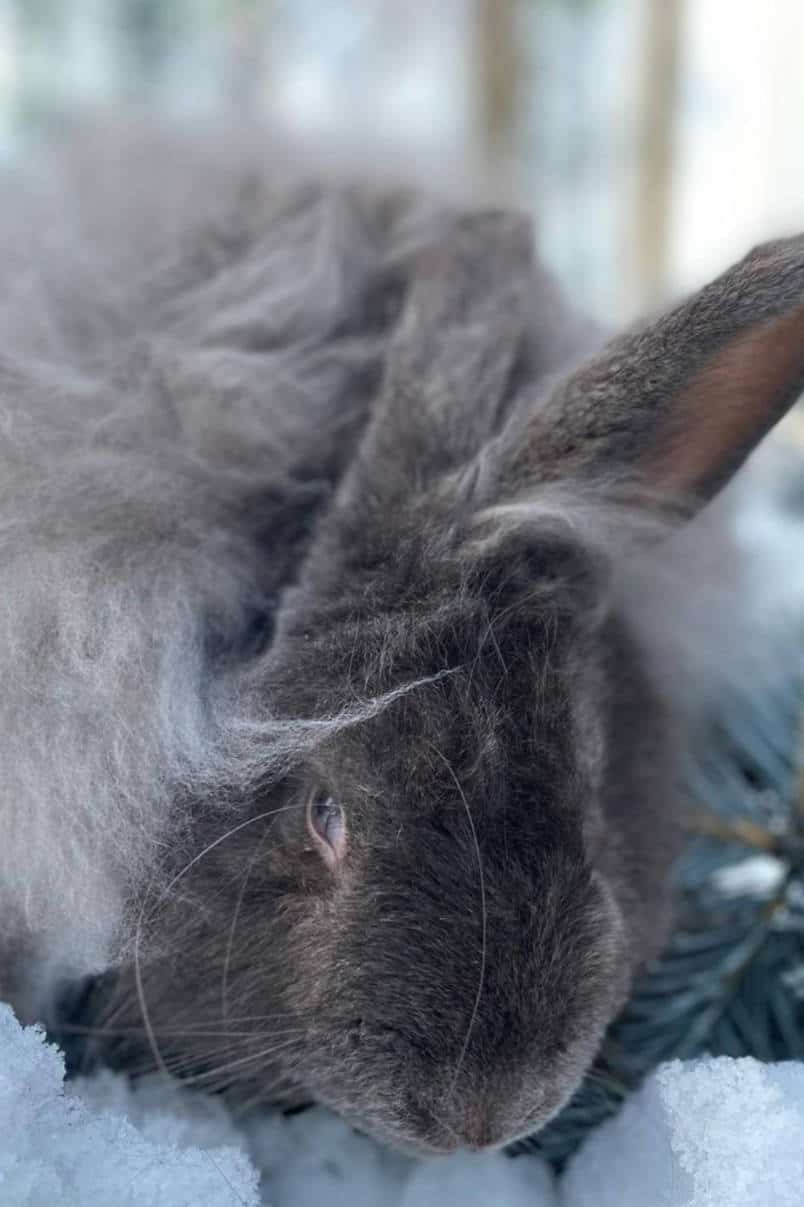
[0,120,431,1011]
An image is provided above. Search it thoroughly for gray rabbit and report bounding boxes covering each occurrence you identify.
[1,122,803,1154]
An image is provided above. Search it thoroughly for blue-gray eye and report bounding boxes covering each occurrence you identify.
[306,791,346,867]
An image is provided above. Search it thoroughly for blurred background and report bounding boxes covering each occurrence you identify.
[0,0,803,330]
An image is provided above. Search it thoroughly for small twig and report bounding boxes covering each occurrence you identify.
[684,811,785,853]
[795,695,804,823]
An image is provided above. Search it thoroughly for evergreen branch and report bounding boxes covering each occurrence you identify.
[515,648,804,1169]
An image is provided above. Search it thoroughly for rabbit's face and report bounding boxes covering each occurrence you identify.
[226,220,804,1152]
[261,525,639,1154]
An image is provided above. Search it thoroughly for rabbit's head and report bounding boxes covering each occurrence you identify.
[248,221,804,1153]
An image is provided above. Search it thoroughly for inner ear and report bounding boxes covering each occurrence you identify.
[645,301,804,498]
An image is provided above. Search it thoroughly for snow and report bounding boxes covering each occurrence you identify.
[0,1004,260,1207]
[711,853,788,898]
[3,1001,803,1207]
[562,1058,804,1207]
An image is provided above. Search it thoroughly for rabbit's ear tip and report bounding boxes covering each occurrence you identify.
[743,231,804,266]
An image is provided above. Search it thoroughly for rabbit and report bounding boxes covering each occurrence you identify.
[2,120,804,1157]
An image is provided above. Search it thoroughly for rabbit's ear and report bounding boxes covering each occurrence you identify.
[501,236,804,510]
[351,210,537,500]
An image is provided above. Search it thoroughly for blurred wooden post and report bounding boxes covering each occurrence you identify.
[474,0,521,200]
[632,0,683,309]
[226,0,269,112]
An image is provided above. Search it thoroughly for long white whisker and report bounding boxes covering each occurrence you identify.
[158,802,307,904]
[430,744,487,1105]
[134,891,169,1079]
[181,1036,302,1086]
[221,824,272,1023]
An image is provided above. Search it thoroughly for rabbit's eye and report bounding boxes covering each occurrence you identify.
[306,790,346,869]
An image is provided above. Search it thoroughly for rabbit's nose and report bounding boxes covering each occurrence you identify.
[459,1102,497,1150]
[412,1089,501,1152]
[433,1099,499,1152]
